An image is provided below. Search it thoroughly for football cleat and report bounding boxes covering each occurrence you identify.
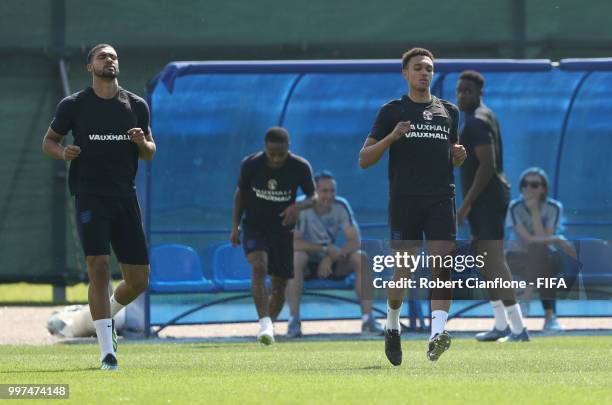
[475,326,511,342]
[498,327,530,342]
[286,317,302,338]
[427,331,451,361]
[101,353,118,371]
[384,328,402,366]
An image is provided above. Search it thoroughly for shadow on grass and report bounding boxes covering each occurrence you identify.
[180,345,230,350]
[0,366,100,373]
[293,365,388,371]
[361,365,386,370]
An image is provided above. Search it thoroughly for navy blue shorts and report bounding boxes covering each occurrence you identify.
[468,204,507,240]
[468,190,509,240]
[389,195,457,244]
[75,193,149,265]
[242,224,294,278]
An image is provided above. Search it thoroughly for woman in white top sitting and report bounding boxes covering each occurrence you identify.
[506,167,577,332]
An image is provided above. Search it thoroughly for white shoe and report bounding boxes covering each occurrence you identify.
[257,322,275,345]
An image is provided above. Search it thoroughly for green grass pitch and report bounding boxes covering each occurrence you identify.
[1,337,611,404]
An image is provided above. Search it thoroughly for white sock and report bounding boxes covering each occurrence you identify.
[109,295,125,318]
[259,316,272,330]
[386,302,401,331]
[93,318,115,360]
[361,313,371,323]
[491,300,509,331]
[505,304,525,335]
[430,310,448,340]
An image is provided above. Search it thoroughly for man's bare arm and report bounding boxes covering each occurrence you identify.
[42,127,80,160]
[359,137,392,169]
[128,127,156,161]
[232,188,245,228]
[358,121,410,169]
[338,225,361,257]
[463,144,495,206]
[293,229,328,253]
[280,192,319,226]
[230,188,245,246]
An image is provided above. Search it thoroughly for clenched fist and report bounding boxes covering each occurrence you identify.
[128,128,146,145]
[451,144,467,167]
[62,145,81,161]
[390,121,412,142]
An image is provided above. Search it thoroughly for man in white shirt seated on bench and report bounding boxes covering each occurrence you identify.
[285,171,384,337]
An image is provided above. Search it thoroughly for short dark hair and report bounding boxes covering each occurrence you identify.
[264,126,290,144]
[314,170,334,184]
[402,48,434,69]
[87,43,115,64]
[459,70,485,90]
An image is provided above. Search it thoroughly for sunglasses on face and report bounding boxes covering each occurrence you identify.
[521,181,543,189]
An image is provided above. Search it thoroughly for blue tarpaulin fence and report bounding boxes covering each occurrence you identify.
[136,59,612,329]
